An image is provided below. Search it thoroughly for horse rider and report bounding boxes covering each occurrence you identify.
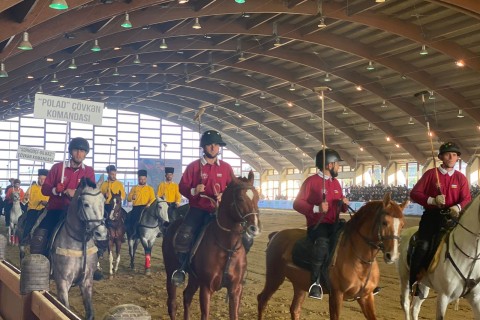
[409,142,471,296]
[5,178,26,225]
[101,165,126,221]
[22,169,49,243]
[293,148,349,300]
[3,178,14,217]
[126,169,156,238]
[157,167,181,222]
[171,130,234,287]
[31,137,95,257]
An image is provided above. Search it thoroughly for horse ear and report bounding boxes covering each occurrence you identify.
[400,199,409,211]
[96,175,104,189]
[383,192,392,208]
[248,170,254,184]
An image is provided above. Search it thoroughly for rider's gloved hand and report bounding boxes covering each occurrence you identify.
[313,205,320,213]
[449,205,460,218]
[428,194,445,207]
[55,183,65,194]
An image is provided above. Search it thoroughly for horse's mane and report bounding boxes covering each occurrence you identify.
[83,177,97,189]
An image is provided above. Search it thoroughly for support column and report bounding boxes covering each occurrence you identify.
[466,156,479,186]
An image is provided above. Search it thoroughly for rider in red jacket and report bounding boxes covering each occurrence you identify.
[31,137,95,257]
[171,130,234,287]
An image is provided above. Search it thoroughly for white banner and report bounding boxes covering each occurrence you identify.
[16,146,56,163]
[34,93,104,126]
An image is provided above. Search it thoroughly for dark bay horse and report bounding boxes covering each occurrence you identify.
[257,193,406,320]
[51,178,108,320]
[106,191,127,276]
[162,171,261,320]
[126,198,169,275]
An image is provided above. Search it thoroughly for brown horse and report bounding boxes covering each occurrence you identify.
[257,193,406,320]
[162,171,261,320]
[106,191,127,276]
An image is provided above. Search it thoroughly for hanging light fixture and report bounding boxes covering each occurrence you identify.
[428,91,436,100]
[281,121,288,127]
[68,58,77,70]
[309,113,315,121]
[91,39,101,52]
[333,128,339,135]
[342,108,348,115]
[95,78,101,86]
[112,67,120,76]
[178,0,188,3]
[37,85,43,94]
[368,123,373,130]
[289,83,296,91]
[324,73,331,82]
[133,54,141,64]
[238,52,246,61]
[235,0,246,3]
[273,36,281,47]
[234,99,240,107]
[49,0,68,10]
[420,44,428,56]
[25,95,32,103]
[159,39,168,49]
[457,109,465,118]
[366,60,375,71]
[260,91,266,99]
[18,32,33,50]
[79,87,86,93]
[381,100,387,108]
[408,116,414,125]
[121,12,132,28]
[50,73,59,83]
[0,62,8,78]
[192,17,202,29]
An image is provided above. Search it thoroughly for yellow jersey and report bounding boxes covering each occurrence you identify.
[127,184,156,206]
[100,180,126,204]
[26,184,49,211]
[157,181,181,205]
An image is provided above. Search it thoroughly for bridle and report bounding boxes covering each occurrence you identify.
[138,198,168,229]
[213,185,259,234]
[65,190,105,242]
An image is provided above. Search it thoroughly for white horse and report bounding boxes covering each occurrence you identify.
[396,195,480,320]
[8,192,23,246]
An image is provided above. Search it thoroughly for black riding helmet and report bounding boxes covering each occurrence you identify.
[68,137,90,154]
[315,149,343,170]
[200,130,226,147]
[438,142,461,157]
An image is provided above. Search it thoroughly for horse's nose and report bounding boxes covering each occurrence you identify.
[247,225,260,237]
[94,225,108,241]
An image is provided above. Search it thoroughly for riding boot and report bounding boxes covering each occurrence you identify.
[171,224,195,287]
[30,228,49,257]
[309,238,329,300]
[409,239,429,297]
[242,233,254,254]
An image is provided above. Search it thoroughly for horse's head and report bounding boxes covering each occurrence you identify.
[75,177,108,241]
[11,191,20,202]
[374,192,406,263]
[108,191,123,221]
[351,192,406,264]
[219,170,261,238]
[152,197,169,223]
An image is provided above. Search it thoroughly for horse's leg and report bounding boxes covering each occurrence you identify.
[398,260,412,320]
[128,237,137,270]
[79,279,94,320]
[8,224,12,245]
[435,294,450,320]
[166,275,178,320]
[328,289,344,320]
[357,293,377,320]
[56,280,71,309]
[257,266,286,320]
[289,284,306,320]
[466,290,480,319]
[108,241,114,276]
[198,285,213,320]
[228,284,243,320]
[144,245,152,275]
[411,285,429,320]
[114,239,121,274]
[183,280,199,320]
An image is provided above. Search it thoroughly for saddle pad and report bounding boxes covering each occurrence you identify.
[428,233,448,273]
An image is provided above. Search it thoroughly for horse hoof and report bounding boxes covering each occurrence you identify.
[145,268,151,276]
[93,270,104,281]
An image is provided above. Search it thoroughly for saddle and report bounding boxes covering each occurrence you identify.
[292,220,346,288]
[407,226,454,274]
[186,215,215,266]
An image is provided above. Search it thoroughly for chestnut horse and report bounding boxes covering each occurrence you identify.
[106,191,127,276]
[162,171,261,320]
[257,193,406,320]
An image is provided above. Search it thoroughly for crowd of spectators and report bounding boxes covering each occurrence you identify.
[346,184,480,203]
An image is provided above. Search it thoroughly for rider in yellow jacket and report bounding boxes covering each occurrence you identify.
[126,169,156,237]
[23,169,49,243]
[157,167,181,221]
[101,165,126,218]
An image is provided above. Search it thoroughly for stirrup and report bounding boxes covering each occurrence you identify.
[373,287,381,295]
[171,269,186,287]
[308,283,323,300]
[411,282,424,299]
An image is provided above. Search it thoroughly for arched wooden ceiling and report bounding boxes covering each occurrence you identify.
[0,0,479,172]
